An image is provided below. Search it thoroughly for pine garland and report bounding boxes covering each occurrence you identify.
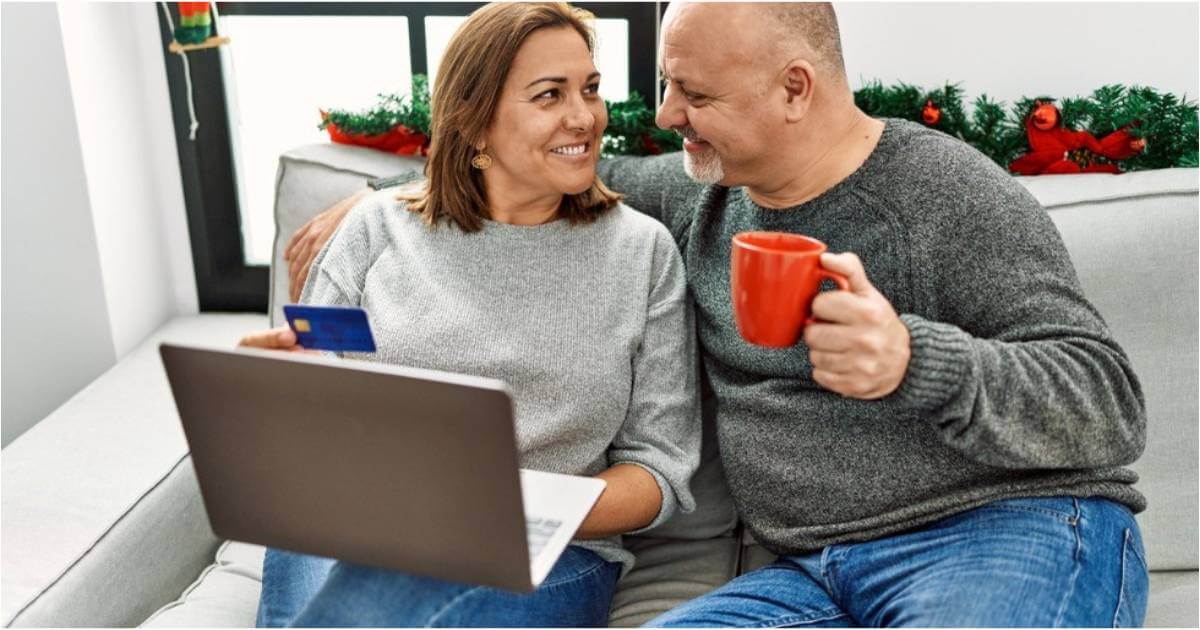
[856,81,1198,170]
[602,92,682,156]
[322,76,1198,171]
[319,75,432,137]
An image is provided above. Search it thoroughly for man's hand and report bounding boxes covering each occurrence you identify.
[803,252,911,399]
[237,326,309,352]
[285,189,368,302]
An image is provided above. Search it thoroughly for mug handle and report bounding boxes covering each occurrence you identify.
[804,268,851,328]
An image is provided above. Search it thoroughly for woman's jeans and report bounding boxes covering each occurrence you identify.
[256,545,620,627]
[651,497,1148,627]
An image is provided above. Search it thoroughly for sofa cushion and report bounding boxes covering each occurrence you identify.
[270,144,738,540]
[143,537,738,627]
[1026,169,1199,571]
[1,314,269,628]
[270,144,424,327]
[608,536,739,627]
[1145,571,1200,628]
[141,542,265,627]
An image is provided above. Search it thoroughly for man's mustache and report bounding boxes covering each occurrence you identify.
[675,126,706,143]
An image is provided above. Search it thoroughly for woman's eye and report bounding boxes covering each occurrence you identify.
[535,89,559,101]
[584,83,601,96]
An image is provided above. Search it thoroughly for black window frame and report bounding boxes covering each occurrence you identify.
[158,2,662,312]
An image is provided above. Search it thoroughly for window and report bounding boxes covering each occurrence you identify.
[159,2,660,311]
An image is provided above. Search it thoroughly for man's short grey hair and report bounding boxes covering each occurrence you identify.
[764,3,846,82]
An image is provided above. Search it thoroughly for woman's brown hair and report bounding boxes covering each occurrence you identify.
[400,2,622,232]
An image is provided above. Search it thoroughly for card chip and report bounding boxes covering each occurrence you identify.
[294,319,311,333]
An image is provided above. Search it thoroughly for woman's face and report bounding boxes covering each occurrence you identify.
[481,27,607,202]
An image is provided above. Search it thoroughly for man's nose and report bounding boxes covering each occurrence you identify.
[655,85,686,131]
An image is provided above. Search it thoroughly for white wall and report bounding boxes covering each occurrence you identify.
[1,4,118,447]
[1,3,198,447]
[836,2,1199,107]
[57,2,199,357]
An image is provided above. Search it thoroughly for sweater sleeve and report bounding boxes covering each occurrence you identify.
[597,153,701,238]
[607,227,701,533]
[893,140,1146,470]
[299,194,387,307]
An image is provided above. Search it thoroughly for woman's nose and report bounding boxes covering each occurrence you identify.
[564,98,596,133]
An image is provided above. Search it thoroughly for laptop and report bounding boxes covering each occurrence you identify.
[159,342,606,593]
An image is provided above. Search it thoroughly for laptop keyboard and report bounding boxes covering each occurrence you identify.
[526,516,563,558]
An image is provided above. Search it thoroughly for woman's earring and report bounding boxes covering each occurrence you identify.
[471,153,493,170]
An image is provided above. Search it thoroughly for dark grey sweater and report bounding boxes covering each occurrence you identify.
[598,118,1146,554]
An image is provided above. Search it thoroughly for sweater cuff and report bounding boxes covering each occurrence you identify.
[611,461,679,535]
[894,314,972,412]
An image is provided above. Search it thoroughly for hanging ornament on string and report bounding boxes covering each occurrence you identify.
[174,2,212,45]
[160,2,231,140]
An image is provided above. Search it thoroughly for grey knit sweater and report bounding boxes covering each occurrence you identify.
[299,198,701,572]
[599,118,1146,555]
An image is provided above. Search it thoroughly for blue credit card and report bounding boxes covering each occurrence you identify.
[283,305,377,353]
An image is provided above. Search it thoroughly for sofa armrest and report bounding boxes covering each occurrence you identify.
[2,314,266,627]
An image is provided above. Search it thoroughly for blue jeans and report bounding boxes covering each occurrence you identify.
[256,545,620,627]
[650,497,1148,627]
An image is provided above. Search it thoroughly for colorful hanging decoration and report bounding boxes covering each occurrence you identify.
[174,2,213,45]
[160,2,231,140]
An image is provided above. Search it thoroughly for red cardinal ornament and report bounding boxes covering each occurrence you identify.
[1009,101,1144,175]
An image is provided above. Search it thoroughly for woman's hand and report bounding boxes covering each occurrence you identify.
[574,463,663,539]
[286,188,367,302]
[237,326,309,353]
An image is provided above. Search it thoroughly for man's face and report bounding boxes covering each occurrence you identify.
[655,3,781,187]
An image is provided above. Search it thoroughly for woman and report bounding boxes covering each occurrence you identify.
[238,3,699,626]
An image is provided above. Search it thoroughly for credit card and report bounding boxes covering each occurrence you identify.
[283,305,377,353]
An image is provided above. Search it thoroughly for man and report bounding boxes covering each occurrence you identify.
[285,3,1148,626]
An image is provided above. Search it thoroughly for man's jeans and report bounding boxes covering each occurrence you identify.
[256,546,620,627]
[651,497,1148,627]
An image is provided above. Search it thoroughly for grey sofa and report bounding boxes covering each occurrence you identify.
[2,143,1195,627]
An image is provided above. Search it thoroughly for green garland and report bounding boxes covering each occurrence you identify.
[320,75,432,137]
[855,81,1198,170]
[322,76,1198,170]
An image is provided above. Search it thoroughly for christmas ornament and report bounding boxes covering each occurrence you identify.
[921,100,942,126]
[174,3,212,45]
[1009,100,1146,175]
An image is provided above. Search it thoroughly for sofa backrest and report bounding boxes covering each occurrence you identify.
[272,145,1198,566]
[1020,169,1199,571]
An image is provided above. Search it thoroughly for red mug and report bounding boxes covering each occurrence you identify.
[731,231,850,348]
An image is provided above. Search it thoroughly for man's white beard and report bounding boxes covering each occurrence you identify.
[683,149,725,184]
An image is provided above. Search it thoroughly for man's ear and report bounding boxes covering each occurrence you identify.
[781,60,816,123]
